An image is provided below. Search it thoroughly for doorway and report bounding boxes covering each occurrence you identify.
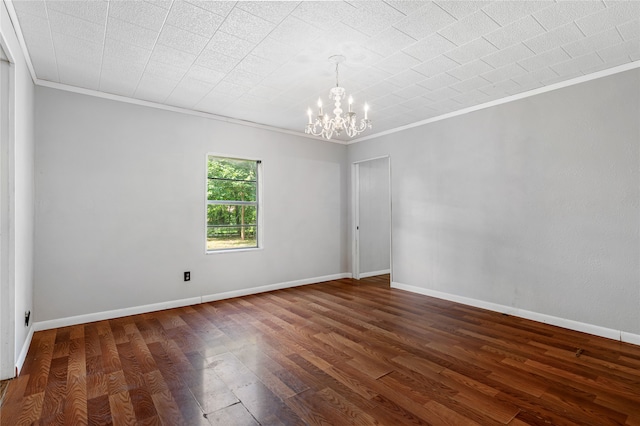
[353,156,391,280]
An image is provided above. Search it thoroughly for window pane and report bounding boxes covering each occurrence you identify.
[207,179,256,202]
[207,157,256,181]
[207,226,257,250]
[207,205,256,226]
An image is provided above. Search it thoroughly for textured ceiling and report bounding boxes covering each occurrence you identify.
[8,0,640,141]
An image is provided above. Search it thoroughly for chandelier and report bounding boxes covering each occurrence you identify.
[305,55,371,140]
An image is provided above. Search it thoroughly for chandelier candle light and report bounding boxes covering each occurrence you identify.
[305,55,371,140]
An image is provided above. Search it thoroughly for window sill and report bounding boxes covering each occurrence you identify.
[205,247,263,255]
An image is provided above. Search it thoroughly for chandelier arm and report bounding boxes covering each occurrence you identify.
[305,124,323,137]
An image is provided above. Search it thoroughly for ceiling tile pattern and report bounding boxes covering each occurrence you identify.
[10,0,640,141]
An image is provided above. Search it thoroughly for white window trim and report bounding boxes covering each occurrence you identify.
[205,153,264,254]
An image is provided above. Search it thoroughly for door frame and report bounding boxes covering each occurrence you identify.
[0,34,16,380]
[351,155,392,281]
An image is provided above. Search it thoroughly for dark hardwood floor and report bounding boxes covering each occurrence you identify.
[0,380,8,409]
[1,274,639,425]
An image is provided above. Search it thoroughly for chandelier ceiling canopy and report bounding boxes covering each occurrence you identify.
[305,55,371,140]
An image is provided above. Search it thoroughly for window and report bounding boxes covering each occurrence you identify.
[206,155,260,252]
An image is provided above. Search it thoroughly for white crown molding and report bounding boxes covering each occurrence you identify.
[6,0,637,148]
[5,0,342,145]
[350,60,640,145]
[34,59,640,148]
[391,281,640,346]
[3,0,37,82]
[35,79,348,145]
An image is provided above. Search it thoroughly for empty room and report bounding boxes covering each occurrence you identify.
[0,0,639,424]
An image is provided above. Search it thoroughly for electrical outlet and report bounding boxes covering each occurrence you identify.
[184,271,190,282]
[25,311,31,327]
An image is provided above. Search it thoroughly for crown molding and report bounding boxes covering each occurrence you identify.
[6,0,637,149]
[35,79,349,144]
[350,60,640,145]
[5,0,341,144]
[3,0,37,82]
[25,59,640,149]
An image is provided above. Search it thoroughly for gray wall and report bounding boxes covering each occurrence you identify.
[357,157,390,276]
[349,69,640,336]
[0,1,35,376]
[34,87,348,322]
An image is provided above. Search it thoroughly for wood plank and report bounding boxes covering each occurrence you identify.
[39,357,68,422]
[316,386,380,425]
[24,331,56,396]
[87,394,112,426]
[150,390,185,426]
[128,387,157,422]
[0,375,29,424]
[14,392,45,426]
[67,338,87,382]
[108,391,137,424]
[64,377,88,425]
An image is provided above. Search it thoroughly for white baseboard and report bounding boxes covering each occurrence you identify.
[15,326,34,375]
[359,269,391,279]
[201,273,352,303]
[33,273,353,332]
[622,331,640,346]
[34,296,202,332]
[391,281,640,346]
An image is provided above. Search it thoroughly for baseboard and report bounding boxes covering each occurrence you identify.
[34,296,202,332]
[359,269,391,279]
[391,281,640,346]
[33,273,353,332]
[201,273,352,303]
[622,331,640,346]
[15,326,34,375]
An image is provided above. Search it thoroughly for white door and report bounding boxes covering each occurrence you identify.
[353,157,391,280]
